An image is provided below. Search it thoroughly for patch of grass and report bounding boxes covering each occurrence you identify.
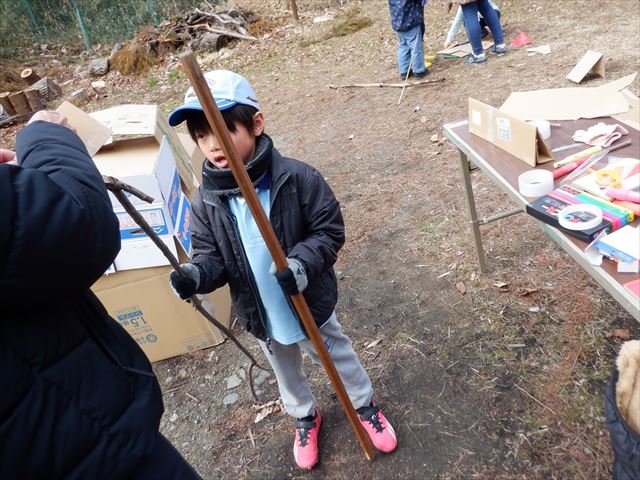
[167,69,182,83]
[147,77,159,88]
[300,8,373,47]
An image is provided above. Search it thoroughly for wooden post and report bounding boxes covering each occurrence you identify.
[8,91,31,115]
[0,92,16,116]
[179,51,375,461]
[289,0,299,21]
[21,68,42,86]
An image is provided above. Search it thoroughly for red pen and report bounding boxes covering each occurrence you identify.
[552,156,589,179]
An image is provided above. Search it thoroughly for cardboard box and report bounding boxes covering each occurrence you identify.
[89,104,197,196]
[468,98,553,167]
[114,235,178,271]
[177,132,204,187]
[499,73,636,121]
[566,50,605,84]
[113,189,192,271]
[93,135,181,210]
[92,265,231,362]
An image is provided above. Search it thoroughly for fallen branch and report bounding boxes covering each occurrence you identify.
[190,23,258,42]
[329,78,445,89]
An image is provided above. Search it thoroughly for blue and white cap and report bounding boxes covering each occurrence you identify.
[168,69,260,126]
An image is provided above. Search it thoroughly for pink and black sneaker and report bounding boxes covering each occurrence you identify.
[357,402,397,453]
[293,409,321,470]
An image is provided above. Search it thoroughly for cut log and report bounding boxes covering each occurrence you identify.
[21,68,42,86]
[29,77,62,103]
[8,91,31,115]
[190,32,227,51]
[24,88,45,112]
[0,92,16,116]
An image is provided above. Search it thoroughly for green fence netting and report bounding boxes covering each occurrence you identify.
[0,0,220,58]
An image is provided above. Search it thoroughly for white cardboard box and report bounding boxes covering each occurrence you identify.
[114,235,178,271]
[90,104,197,196]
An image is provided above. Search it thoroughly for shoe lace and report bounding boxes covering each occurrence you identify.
[294,418,315,447]
[359,405,385,433]
[296,426,310,446]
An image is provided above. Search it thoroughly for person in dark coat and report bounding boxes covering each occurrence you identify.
[0,111,202,480]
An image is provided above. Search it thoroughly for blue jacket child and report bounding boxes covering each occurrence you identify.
[388,0,429,78]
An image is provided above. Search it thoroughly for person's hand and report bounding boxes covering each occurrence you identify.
[27,110,75,132]
[0,148,16,165]
[269,258,308,296]
[169,263,201,300]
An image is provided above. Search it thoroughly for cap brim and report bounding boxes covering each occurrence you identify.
[167,98,238,126]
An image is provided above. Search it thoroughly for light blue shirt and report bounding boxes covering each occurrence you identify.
[228,188,306,344]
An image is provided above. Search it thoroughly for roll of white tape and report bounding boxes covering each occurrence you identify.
[527,119,551,140]
[558,204,603,231]
[518,169,554,198]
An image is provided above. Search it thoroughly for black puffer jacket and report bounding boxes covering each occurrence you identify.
[604,366,640,480]
[189,134,344,341]
[0,122,163,479]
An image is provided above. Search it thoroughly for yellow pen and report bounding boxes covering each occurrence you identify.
[553,145,602,168]
[552,139,632,168]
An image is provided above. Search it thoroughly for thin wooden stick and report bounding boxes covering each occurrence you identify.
[179,51,375,461]
[329,78,444,89]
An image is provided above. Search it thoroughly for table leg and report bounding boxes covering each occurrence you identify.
[458,150,487,273]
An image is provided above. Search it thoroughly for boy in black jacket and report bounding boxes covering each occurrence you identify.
[168,70,398,470]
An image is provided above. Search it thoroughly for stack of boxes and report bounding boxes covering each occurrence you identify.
[58,102,230,362]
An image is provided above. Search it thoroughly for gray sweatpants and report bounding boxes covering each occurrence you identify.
[258,312,374,419]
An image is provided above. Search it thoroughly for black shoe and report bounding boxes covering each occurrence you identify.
[399,70,413,80]
[413,69,429,79]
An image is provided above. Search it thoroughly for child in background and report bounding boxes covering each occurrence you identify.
[443,0,501,49]
[448,0,506,64]
[167,70,398,470]
[388,0,430,79]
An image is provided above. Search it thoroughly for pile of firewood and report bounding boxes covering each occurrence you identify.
[0,68,62,124]
[109,5,260,76]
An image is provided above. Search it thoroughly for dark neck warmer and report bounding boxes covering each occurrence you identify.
[201,133,273,196]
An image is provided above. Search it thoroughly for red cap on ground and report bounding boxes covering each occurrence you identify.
[511,32,532,47]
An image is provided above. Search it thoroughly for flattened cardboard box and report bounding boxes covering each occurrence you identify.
[92,265,231,363]
[468,98,553,167]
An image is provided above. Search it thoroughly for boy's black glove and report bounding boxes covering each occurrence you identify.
[269,258,308,296]
[169,263,201,300]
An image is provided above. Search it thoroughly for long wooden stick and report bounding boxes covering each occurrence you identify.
[329,78,445,89]
[179,51,375,461]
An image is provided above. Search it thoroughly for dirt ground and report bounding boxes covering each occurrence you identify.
[2,1,639,478]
